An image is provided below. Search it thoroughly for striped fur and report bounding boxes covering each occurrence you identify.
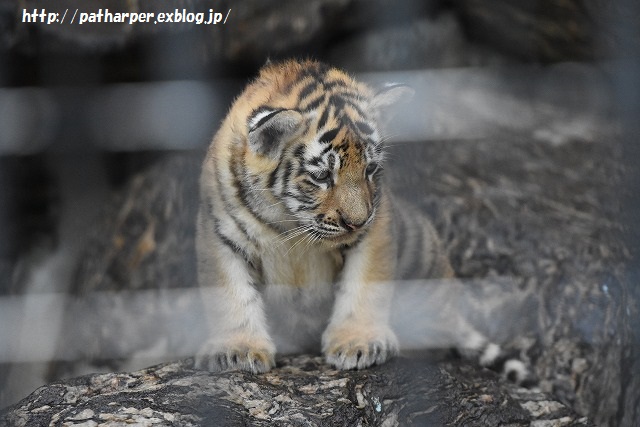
[194,60,527,381]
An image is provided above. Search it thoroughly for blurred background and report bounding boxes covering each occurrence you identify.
[0,0,638,425]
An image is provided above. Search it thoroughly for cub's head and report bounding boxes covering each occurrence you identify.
[240,60,413,247]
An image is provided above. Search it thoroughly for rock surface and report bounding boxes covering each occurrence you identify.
[32,129,633,426]
[27,72,632,425]
[0,0,637,424]
[1,354,592,426]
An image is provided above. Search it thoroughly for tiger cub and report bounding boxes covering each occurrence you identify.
[194,59,522,379]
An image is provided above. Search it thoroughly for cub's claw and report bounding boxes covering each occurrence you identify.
[323,327,398,370]
[195,339,275,374]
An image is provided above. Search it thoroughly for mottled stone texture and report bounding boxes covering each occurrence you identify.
[1,355,592,426]
[16,124,629,426]
[27,100,632,425]
[0,0,636,424]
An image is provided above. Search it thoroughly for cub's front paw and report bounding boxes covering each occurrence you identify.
[194,337,275,374]
[322,326,398,370]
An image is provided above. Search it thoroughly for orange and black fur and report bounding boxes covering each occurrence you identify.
[194,60,526,381]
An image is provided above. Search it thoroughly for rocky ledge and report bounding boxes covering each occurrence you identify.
[1,354,591,427]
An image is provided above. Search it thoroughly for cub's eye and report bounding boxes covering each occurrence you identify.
[312,169,332,184]
[365,163,379,176]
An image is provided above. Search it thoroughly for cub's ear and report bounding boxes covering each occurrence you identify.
[371,83,415,111]
[370,83,414,130]
[247,108,303,158]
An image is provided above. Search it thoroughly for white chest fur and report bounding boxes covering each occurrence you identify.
[259,238,340,287]
[258,241,341,354]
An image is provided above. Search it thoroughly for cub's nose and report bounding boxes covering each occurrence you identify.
[338,211,368,231]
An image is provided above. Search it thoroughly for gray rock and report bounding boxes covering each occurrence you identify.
[330,13,511,72]
[449,0,635,62]
[0,65,634,426]
[1,354,592,426]
[33,131,630,426]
